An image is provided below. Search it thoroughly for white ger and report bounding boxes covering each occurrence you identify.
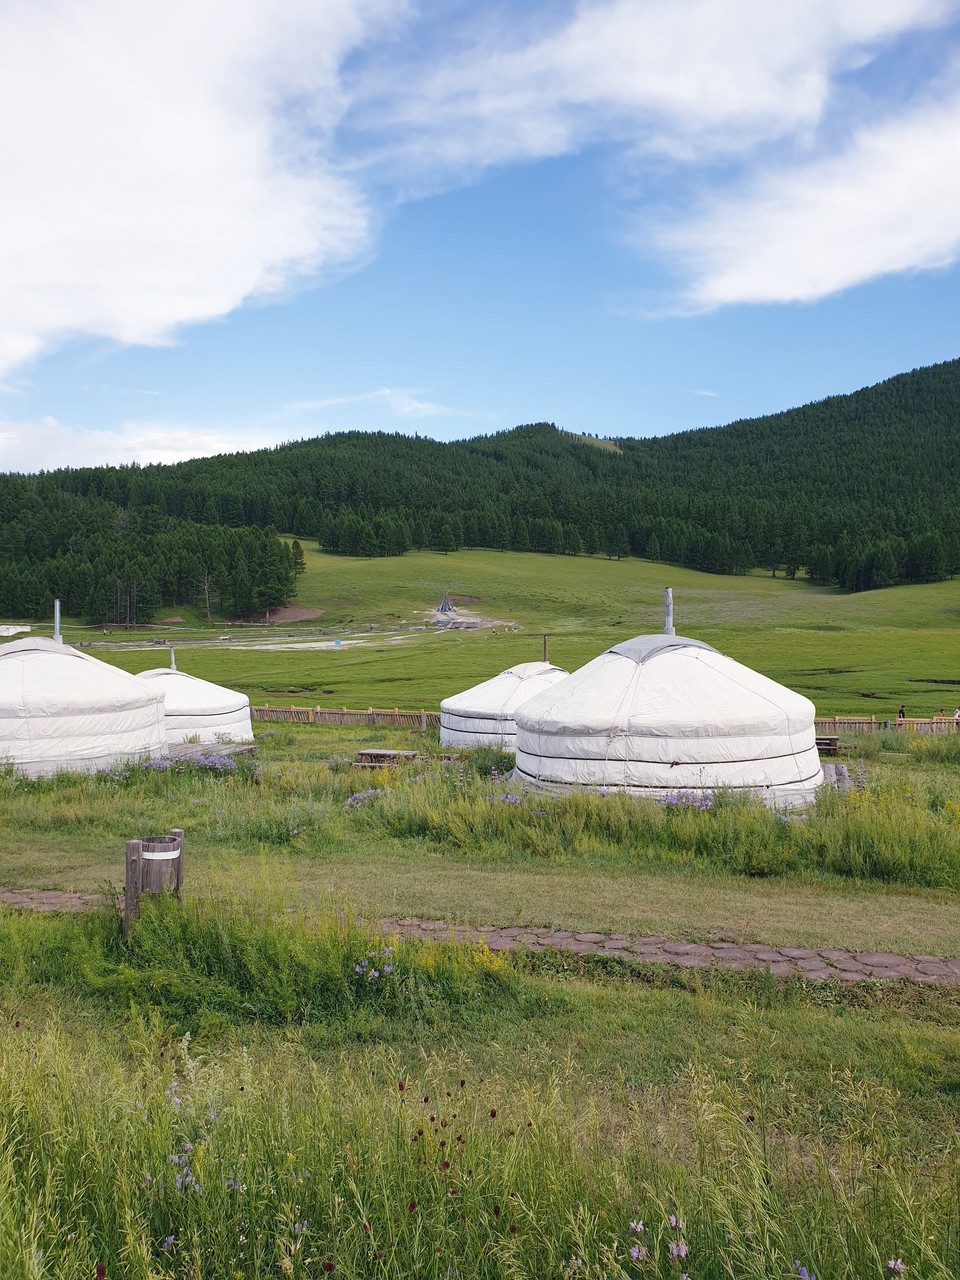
[137,667,254,744]
[513,634,823,808]
[0,637,166,777]
[440,661,569,751]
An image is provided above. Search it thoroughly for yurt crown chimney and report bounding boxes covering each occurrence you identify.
[53,599,62,644]
[664,587,675,636]
[169,647,177,671]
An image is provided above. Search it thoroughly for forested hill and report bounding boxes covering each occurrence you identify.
[2,357,960,623]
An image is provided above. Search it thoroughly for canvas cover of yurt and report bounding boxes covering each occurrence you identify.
[440,661,569,750]
[0,637,167,777]
[137,669,254,743]
[513,636,823,807]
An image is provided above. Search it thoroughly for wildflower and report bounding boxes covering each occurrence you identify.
[345,788,384,809]
[793,1264,817,1280]
[292,1220,308,1237]
[630,1220,645,1234]
[887,1263,906,1276]
[161,1235,177,1253]
[498,793,522,804]
[489,1108,497,1118]
[96,1266,106,1279]
[629,1244,648,1261]
[668,1241,688,1260]
[668,1215,685,1230]
[408,1201,417,1212]
[322,1265,336,1274]
[398,1081,406,1092]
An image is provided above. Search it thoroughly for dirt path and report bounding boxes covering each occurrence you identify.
[4,889,960,984]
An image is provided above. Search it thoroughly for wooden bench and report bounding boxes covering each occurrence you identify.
[353,749,419,769]
[816,735,840,757]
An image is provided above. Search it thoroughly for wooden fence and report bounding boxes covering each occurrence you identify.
[253,706,440,729]
[253,706,958,736]
[815,716,959,735]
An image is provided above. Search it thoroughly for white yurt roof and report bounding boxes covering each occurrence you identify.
[137,668,253,743]
[440,661,570,750]
[513,635,823,807]
[0,637,166,777]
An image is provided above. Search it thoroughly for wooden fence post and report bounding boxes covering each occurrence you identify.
[420,710,427,732]
[170,828,184,900]
[125,831,183,933]
[124,839,142,934]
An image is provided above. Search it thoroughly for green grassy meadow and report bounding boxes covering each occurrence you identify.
[1,893,960,1278]
[54,547,960,715]
[5,552,960,1275]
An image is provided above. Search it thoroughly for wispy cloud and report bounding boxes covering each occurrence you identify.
[0,383,496,470]
[357,0,956,170]
[658,82,960,308]
[0,415,253,470]
[283,387,488,420]
[1,0,959,389]
[690,388,719,397]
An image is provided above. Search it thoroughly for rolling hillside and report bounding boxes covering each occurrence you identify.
[1,357,959,623]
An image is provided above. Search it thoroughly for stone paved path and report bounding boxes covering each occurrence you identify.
[3,889,959,985]
[381,918,960,984]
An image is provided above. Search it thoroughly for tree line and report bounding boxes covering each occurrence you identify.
[2,357,960,618]
[0,481,299,624]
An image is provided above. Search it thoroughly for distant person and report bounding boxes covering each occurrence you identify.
[954,706,960,730]
[937,708,946,719]
[898,704,906,723]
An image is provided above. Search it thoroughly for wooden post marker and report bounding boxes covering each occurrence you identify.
[123,828,184,934]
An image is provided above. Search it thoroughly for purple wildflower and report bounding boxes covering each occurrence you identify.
[887,1263,906,1276]
[345,788,384,809]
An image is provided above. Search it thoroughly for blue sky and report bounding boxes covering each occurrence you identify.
[1,0,959,470]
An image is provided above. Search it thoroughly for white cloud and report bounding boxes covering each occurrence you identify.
[690,389,719,397]
[660,86,960,308]
[283,387,485,419]
[0,384,493,469]
[0,415,247,469]
[1,0,958,390]
[0,0,405,378]
[360,0,956,173]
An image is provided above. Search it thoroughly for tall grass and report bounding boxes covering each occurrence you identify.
[0,1015,956,1278]
[0,896,534,1038]
[353,768,960,889]
[5,742,960,891]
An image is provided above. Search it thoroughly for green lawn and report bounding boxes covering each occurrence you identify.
[4,727,960,957]
[52,547,960,715]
